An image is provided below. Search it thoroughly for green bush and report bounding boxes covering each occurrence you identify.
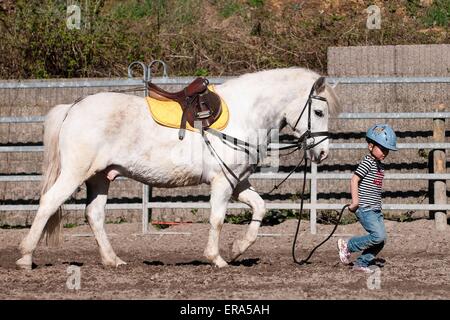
[225,210,253,224]
[423,0,450,27]
[112,0,155,20]
[63,223,78,228]
[319,210,357,225]
[219,1,242,18]
[0,0,152,78]
[0,1,448,79]
[225,209,300,226]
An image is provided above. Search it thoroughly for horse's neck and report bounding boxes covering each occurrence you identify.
[218,78,297,133]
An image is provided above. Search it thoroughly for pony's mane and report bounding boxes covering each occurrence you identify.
[235,67,317,83]
[231,67,342,115]
[322,83,341,116]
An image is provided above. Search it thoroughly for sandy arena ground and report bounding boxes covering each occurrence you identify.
[1,218,450,300]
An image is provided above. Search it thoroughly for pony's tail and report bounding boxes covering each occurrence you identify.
[41,104,72,247]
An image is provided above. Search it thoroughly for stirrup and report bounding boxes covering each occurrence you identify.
[196,110,212,119]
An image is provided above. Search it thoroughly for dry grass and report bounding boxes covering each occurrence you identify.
[0,0,448,79]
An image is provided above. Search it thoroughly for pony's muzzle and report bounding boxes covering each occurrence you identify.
[309,149,328,163]
[319,150,328,162]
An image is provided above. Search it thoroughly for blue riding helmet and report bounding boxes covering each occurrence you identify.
[366,124,398,151]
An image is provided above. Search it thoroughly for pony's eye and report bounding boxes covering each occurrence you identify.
[314,110,324,117]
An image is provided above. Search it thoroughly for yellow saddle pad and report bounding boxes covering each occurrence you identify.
[146,85,229,132]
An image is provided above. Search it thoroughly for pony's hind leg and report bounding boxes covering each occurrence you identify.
[16,171,82,270]
[204,174,233,268]
[85,173,126,267]
[230,179,265,261]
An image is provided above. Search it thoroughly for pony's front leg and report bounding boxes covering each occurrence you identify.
[204,175,233,268]
[230,180,265,261]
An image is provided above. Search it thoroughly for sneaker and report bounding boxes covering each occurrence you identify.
[337,238,351,265]
[352,265,376,274]
[371,258,385,268]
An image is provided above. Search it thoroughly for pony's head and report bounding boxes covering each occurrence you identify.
[284,72,341,164]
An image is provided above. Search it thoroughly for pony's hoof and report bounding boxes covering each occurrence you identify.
[16,255,33,270]
[213,257,229,268]
[115,258,127,267]
[230,240,243,261]
[102,257,127,267]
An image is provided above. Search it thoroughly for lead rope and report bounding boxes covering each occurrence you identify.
[291,146,350,265]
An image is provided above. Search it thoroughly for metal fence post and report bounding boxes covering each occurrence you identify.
[432,104,447,231]
[310,162,317,234]
[142,185,149,233]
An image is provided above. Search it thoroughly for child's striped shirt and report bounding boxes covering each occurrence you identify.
[355,155,384,210]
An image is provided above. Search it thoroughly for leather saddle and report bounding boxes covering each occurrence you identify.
[147,77,222,140]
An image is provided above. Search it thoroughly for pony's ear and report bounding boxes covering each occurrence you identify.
[314,76,326,93]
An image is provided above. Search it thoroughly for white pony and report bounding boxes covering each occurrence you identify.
[16,68,340,269]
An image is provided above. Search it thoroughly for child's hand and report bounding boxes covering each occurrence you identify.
[348,203,358,213]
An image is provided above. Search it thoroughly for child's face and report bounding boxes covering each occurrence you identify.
[368,143,389,161]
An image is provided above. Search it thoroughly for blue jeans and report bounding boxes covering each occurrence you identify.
[347,207,386,267]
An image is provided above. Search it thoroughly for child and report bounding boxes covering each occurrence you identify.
[338,124,398,273]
